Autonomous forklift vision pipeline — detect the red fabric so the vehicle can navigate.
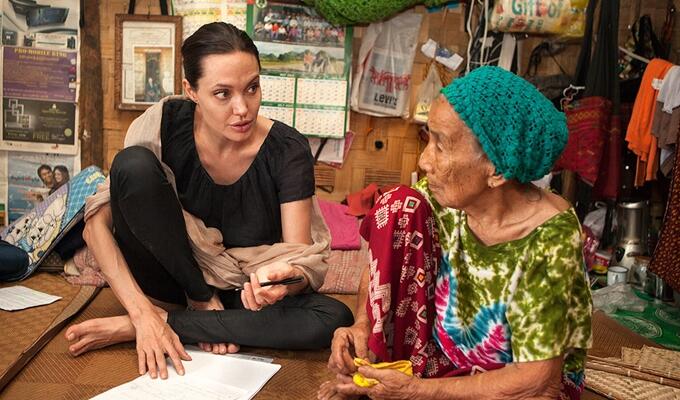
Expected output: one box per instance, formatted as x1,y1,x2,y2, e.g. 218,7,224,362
346,183,398,217
346,183,380,217
555,96,611,186
592,114,622,199
359,186,454,377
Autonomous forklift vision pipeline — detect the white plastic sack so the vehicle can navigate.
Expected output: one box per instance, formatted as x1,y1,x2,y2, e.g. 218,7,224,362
351,11,423,118
583,202,607,239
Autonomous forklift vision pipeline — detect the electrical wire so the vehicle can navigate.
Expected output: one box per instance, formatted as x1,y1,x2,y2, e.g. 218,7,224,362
480,0,489,65
466,0,475,73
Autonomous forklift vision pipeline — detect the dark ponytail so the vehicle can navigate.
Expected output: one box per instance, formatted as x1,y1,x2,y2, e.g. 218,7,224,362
181,22,260,88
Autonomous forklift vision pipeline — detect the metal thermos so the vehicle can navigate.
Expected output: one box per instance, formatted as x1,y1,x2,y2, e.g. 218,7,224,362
615,201,649,268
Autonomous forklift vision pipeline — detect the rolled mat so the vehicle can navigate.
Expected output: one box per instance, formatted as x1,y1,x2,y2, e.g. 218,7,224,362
0,273,98,391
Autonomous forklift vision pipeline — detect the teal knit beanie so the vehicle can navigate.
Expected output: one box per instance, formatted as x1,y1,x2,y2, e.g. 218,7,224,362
440,66,568,183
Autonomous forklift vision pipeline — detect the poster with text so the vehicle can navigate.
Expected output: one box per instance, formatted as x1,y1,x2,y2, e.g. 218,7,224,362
1,0,80,50
6,151,79,223
1,97,77,154
3,46,77,102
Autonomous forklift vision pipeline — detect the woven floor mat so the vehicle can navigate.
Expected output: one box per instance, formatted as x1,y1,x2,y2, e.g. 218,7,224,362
589,310,662,359
586,368,680,400
585,311,673,399
0,273,98,392
1,289,357,399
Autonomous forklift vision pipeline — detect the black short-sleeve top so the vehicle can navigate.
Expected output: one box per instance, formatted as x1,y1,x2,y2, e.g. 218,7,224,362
160,99,315,248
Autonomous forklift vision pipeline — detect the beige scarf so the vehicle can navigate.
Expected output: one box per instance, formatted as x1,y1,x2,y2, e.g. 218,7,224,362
84,96,330,290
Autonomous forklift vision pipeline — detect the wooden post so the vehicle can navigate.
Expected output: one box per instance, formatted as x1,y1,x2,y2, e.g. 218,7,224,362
79,0,104,168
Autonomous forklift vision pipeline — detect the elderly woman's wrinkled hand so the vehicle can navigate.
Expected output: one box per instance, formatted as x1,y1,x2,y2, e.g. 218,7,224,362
328,323,370,375
334,367,418,400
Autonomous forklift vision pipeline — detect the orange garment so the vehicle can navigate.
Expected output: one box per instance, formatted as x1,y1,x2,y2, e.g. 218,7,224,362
625,58,674,186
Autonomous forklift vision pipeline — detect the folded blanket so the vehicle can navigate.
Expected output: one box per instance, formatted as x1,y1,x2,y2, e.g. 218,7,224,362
318,199,361,250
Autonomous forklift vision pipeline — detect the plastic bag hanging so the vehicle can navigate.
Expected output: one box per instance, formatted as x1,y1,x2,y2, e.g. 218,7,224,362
350,11,422,118
413,63,443,124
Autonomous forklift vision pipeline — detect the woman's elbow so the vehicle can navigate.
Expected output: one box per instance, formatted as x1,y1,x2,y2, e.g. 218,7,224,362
496,359,563,399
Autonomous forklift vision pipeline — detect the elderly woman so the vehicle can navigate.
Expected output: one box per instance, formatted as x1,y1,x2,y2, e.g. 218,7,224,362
320,66,592,400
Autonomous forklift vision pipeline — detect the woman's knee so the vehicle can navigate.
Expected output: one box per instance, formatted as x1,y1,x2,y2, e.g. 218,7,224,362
110,146,166,194
111,146,163,183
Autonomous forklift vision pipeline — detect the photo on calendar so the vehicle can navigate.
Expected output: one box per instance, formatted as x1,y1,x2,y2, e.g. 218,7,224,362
251,3,345,48
255,41,347,77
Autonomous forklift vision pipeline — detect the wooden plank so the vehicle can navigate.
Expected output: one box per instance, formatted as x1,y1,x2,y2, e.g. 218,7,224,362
79,0,103,168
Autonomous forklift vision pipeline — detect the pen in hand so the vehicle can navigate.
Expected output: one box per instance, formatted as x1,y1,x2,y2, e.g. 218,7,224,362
234,275,304,291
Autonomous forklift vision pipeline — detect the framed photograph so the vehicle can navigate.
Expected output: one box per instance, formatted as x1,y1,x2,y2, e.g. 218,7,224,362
115,14,182,111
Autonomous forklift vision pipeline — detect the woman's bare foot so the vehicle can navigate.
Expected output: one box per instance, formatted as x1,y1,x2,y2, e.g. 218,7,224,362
65,315,135,356
317,380,359,400
198,342,240,354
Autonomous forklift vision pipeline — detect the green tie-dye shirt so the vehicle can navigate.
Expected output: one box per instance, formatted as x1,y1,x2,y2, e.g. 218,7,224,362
414,179,592,383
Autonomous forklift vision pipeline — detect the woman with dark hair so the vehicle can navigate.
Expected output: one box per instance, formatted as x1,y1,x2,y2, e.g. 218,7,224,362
64,22,353,380
53,165,70,185
48,165,70,195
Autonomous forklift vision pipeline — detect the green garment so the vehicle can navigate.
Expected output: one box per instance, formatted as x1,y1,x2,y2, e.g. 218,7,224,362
414,179,592,384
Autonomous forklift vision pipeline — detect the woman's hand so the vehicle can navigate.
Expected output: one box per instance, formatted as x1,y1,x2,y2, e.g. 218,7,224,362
240,261,304,311
334,367,417,400
187,293,240,355
328,321,370,375
130,309,191,379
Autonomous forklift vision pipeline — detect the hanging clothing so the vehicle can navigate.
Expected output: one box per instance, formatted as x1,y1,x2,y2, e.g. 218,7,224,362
625,59,675,185
652,103,680,148
651,101,680,176
657,66,680,113
649,128,680,292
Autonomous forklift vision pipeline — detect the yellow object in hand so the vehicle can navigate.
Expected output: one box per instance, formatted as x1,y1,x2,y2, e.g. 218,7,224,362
352,358,413,388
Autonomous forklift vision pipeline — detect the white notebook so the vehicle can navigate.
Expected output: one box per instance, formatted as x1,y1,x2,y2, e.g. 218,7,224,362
91,349,280,400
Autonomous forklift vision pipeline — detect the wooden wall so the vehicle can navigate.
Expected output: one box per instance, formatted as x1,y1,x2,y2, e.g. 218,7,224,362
97,1,679,203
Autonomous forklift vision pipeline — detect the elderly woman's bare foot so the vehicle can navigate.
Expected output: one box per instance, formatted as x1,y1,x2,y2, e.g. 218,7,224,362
317,380,359,400
65,315,135,356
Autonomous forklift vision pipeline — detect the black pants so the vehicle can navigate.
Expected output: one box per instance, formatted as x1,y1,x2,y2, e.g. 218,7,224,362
109,146,353,349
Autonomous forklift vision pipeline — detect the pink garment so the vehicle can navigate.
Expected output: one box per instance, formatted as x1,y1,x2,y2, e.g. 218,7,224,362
63,247,107,287
317,199,361,250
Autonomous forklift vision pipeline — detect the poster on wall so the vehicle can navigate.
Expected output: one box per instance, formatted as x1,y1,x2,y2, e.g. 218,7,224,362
172,0,247,39
1,0,80,50
247,2,351,139
4,150,79,224
2,47,77,102
2,98,76,144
